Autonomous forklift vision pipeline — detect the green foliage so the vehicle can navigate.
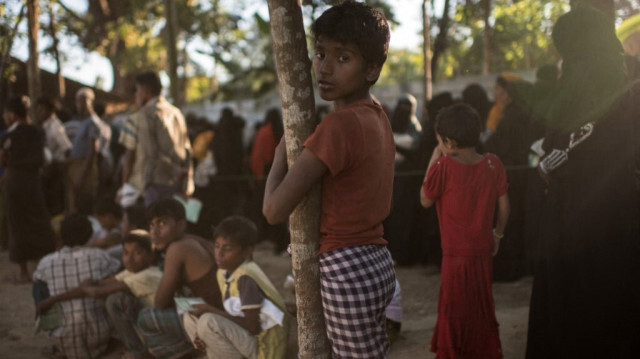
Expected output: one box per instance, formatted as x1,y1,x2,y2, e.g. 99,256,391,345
425,0,568,80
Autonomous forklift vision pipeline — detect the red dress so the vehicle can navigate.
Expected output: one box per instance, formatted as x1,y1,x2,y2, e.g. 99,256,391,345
423,153,508,359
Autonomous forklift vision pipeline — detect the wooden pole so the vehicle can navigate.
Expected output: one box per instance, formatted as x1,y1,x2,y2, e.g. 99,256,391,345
26,0,41,122
164,0,181,106
48,0,65,99
266,1,330,358
482,0,492,75
422,0,432,101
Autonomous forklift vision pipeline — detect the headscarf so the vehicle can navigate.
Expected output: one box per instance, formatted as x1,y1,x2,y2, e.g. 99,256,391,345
548,5,627,130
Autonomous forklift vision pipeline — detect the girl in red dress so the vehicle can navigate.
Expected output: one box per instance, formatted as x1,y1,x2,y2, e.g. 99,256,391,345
420,103,510,359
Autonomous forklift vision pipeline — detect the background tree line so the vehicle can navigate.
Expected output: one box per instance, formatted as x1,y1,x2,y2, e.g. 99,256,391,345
1,0,638,107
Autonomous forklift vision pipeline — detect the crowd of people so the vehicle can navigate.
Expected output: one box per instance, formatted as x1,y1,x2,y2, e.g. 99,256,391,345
0,1,639,358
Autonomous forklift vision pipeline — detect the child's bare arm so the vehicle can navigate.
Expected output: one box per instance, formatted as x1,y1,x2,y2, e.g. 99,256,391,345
263,138,327,224
154,243,185,309
36,285,87,316
82,280,129,299
420,147,443,208
493,193,510,256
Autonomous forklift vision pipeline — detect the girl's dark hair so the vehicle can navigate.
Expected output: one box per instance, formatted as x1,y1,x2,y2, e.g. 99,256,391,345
312,0,390,68
60,214,94,247
435,103,482,148
212,216,257,249
123,229,152,253
5,95,30,119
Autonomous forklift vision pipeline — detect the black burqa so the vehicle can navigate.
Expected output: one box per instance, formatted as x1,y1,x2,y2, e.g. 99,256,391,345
2,124,55,263
526,7,640,358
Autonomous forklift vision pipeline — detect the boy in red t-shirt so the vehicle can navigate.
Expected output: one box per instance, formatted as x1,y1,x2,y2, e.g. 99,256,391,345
262,1,396,357
421,103,510,358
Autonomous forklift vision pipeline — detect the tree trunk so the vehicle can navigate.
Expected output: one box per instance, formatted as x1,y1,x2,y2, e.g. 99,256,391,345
266,1,330,358
423,0,432,101
482,0,492,75
431,0,451,82
26,0,41,122
48,0,65,99
164,0,182,106
570,0,615,18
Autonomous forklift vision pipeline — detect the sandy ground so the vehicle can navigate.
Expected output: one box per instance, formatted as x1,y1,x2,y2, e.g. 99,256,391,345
0,243,532,359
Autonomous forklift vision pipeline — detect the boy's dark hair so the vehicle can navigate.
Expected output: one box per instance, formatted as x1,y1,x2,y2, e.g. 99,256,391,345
60,214,94,247
435,103,482,148
95,196,123,219
125,204,149,230
123,229,152,253
213,216,258,249
135,71,162,97
147,198,186,222
5,95,30,119
312,1,390,69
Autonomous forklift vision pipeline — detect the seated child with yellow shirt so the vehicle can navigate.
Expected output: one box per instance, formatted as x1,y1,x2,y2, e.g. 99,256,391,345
183,216,289,359
37,230,161,359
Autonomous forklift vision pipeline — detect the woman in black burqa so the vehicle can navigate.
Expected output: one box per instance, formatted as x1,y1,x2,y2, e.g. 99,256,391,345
526,6,640,358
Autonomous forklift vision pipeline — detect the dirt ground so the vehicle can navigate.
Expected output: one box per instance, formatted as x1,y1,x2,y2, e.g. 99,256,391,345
0,243,533,359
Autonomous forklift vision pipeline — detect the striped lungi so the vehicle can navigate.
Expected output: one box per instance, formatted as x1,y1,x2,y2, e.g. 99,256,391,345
319,244,397,358
136,307,193,359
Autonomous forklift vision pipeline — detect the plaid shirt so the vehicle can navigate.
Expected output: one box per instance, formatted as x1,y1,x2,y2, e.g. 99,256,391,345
33,246,121,359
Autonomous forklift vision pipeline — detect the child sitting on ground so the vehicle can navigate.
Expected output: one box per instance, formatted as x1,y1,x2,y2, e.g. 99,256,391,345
89,195,124,259
33,214,121,359
420,103,510,358
37,230,162,359
137,198,222,359
183,216,289,359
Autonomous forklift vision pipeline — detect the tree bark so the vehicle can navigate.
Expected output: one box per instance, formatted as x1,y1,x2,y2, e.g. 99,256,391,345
48,0,65,99
422,0,432,101
27,0,41,122
164,0,182,106
266,1,330,358
482,0,492,75
431,0,451,82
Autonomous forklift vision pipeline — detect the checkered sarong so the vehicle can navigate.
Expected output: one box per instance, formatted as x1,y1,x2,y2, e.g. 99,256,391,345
137,307,192,359
319,245,397,358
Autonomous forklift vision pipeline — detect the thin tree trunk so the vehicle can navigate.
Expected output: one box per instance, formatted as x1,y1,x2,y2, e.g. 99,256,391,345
48,0,65,98
27,0,41,122
266,1,330,358
482,0,492,75
164,0,181,106
422,0,432,101
431,0,451,82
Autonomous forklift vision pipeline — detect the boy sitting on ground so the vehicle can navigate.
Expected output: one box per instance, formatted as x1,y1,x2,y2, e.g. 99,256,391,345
33,214,121,359
37,230,162,359
137,198,222,359
183,215,289,359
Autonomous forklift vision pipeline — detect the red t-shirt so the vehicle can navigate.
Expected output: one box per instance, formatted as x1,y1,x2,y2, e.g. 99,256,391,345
304,101,395,254
423,153,508,256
